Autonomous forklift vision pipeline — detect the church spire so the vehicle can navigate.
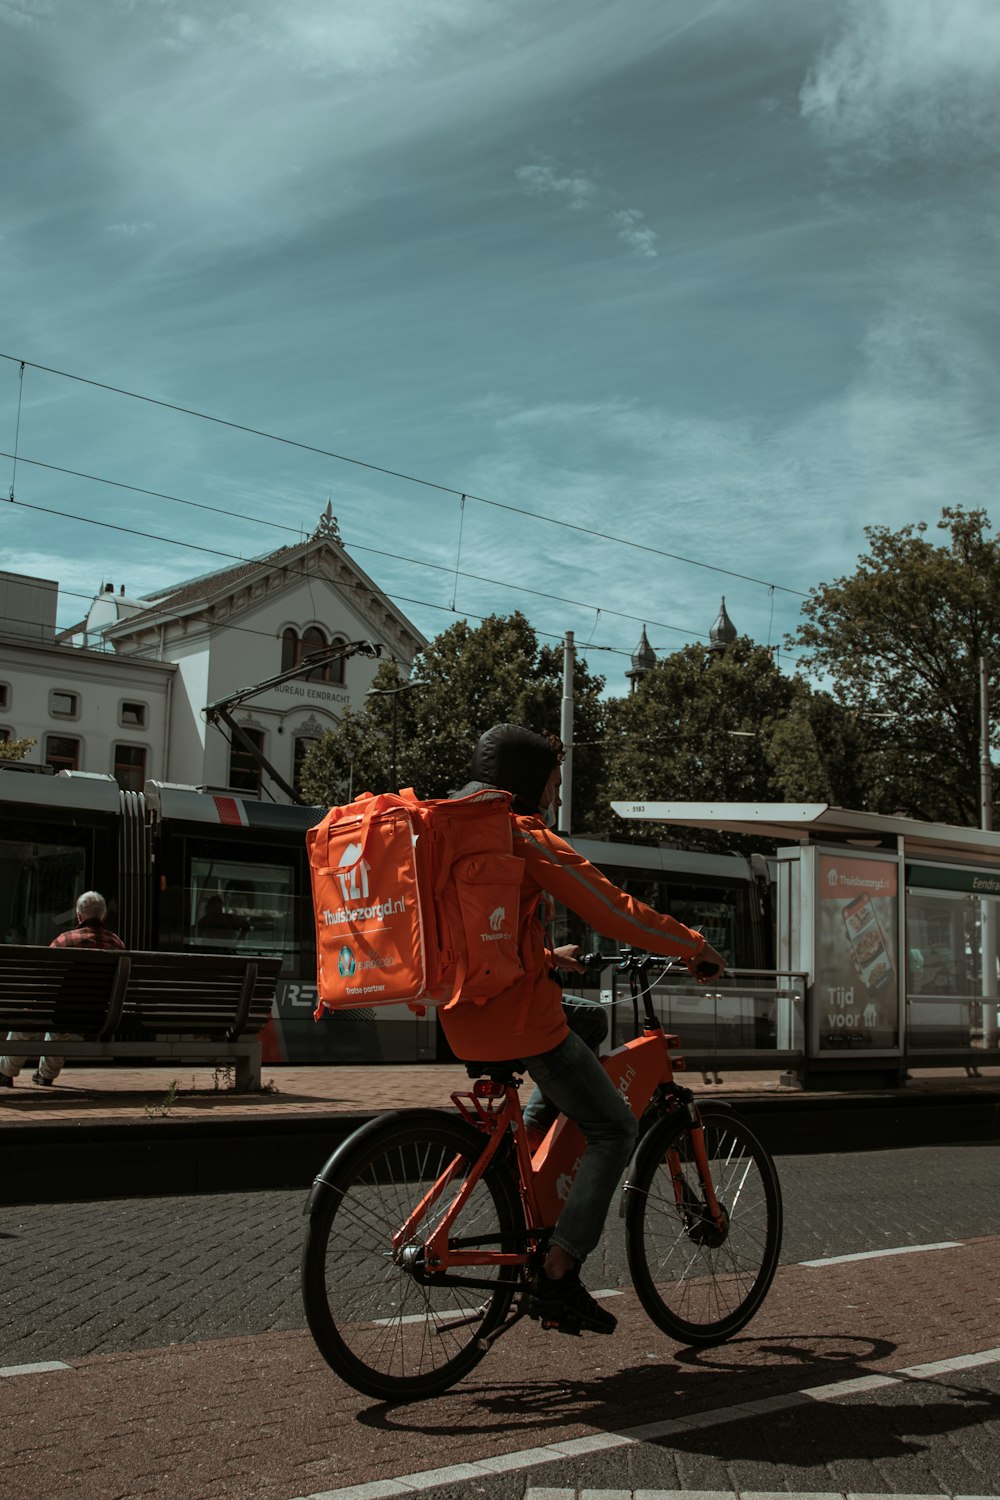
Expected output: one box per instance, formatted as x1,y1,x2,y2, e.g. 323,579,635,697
708,596,737,653
626,625,656,693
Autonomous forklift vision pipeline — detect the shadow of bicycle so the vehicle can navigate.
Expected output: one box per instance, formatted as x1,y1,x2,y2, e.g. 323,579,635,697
354,1331,901,1441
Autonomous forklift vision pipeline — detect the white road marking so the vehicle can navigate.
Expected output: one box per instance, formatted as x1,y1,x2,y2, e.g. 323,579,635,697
800,1240,962,1267
522,1493,1000,1500
0,1360,72,1378
290,1345,1000,1500
372,1291,622,1326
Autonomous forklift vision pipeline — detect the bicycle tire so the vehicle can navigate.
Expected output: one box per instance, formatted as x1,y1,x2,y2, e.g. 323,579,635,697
625,1103,782,1346
302,1109,525,1401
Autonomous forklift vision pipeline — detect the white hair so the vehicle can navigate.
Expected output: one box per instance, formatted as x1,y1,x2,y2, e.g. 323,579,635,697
76,891,108,922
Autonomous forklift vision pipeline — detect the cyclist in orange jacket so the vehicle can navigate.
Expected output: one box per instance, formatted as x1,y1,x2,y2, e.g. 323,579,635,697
442,724,726,1336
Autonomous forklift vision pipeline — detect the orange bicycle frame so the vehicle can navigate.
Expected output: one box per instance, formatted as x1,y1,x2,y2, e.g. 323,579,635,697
402,1019,724,1277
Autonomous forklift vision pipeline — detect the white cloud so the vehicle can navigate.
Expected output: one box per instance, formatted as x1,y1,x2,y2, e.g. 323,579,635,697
611,208,658,259
104,221,156,236
0,1,52,27
516,158,660,260
515,159,598,210
801,0,1000,161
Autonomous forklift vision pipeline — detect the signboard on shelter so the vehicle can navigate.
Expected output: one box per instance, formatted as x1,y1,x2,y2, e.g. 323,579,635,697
816,854,900,1052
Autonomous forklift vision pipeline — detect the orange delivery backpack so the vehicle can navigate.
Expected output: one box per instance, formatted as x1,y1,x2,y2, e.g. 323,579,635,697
307,786,525,1016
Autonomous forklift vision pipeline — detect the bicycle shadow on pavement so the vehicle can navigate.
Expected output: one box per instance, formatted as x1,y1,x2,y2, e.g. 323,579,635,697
354,1331,900,1439
663,1374,1000,1468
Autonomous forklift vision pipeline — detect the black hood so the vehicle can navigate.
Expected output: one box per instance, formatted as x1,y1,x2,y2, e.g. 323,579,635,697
469,724,558,815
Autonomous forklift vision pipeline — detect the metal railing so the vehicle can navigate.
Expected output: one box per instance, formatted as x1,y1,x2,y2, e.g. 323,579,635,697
608,965,807,1073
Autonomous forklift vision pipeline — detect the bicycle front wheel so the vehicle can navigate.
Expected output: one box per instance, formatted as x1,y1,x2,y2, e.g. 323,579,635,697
302,1110,524,1401
625,1103,782,1346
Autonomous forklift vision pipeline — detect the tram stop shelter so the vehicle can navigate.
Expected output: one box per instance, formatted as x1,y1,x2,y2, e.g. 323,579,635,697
612,801,1000,1090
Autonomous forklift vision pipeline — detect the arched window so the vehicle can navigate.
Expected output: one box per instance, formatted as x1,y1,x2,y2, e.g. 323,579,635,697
281,627,299,673
301,625,328,681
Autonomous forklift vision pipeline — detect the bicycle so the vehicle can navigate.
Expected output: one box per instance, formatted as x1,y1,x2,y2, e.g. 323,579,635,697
301,949,783,1401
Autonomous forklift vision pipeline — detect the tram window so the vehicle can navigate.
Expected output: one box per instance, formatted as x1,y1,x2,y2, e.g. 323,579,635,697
113,744,147,793
0,837,86,944
189,856,298,960
45,734,80,773
666,896,735,962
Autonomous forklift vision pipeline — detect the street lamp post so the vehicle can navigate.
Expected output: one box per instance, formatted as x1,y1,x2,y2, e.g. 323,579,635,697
366,678,428,792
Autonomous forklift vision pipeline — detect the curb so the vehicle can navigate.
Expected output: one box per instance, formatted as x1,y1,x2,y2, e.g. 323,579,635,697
3,1090,999,1205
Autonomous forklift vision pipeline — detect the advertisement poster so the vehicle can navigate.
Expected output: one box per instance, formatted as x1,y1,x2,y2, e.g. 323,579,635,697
817,854,900,1052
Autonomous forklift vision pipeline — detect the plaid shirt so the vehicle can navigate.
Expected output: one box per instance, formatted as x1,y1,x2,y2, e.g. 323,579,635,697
50,919,125,951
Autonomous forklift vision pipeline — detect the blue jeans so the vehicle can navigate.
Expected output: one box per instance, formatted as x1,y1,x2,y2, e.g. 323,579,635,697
517,1027,637,1265
522,995,608,1135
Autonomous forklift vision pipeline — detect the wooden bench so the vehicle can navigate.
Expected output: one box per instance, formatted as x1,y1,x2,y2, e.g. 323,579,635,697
0,946,283,1091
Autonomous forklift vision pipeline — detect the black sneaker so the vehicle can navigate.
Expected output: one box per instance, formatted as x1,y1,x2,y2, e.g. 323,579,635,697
526,1267,617,1336
0,1073,12,1088
31,1071,53,1088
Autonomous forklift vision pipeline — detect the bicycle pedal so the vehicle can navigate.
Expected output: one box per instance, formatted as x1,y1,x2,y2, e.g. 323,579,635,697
539,1314,583,1336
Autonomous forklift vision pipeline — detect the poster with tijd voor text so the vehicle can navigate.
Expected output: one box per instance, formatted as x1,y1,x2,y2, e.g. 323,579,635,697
817,855,899,1052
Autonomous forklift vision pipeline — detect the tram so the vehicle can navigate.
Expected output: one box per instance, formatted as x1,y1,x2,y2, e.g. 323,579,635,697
0,766,774,1064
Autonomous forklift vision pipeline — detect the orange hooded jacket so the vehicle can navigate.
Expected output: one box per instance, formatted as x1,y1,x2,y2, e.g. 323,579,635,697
438,811,707,1062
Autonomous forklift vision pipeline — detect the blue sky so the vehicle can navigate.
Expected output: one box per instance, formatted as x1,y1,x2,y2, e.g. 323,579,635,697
1,0,998,694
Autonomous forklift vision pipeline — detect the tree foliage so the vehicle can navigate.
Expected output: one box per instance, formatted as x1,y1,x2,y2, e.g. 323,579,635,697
597,638,857,847
791,506,1000,826
299,613,607,824
0,736,36,763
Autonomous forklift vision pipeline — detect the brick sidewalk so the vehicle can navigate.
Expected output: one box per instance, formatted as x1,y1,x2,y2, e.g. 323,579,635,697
2,1236,999,1500
0,1060,997,1131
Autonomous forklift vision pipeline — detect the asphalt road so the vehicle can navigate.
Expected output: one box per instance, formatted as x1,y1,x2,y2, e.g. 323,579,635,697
2,1144,1000,1500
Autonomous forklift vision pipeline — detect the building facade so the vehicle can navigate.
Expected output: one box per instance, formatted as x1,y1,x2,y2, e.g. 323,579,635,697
0,505,425,801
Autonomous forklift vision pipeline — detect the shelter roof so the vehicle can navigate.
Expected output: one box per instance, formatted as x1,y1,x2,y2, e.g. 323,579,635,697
610,801,1000,865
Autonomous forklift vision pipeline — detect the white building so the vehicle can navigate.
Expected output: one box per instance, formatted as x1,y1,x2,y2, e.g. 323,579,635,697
0,504,425,800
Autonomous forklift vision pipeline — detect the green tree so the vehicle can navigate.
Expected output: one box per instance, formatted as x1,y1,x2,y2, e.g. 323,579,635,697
0,736,36,762
595,638,868,847
791,506,1000,826
598,638,841,847
299,613,608,825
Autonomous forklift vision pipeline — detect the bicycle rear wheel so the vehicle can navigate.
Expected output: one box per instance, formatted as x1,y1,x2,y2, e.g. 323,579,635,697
625,1103,782,1346
302,1110,524,1401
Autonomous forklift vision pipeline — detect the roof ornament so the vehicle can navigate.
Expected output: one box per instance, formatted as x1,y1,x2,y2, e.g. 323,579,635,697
709,595,738,653
312,500,342,543
626,624,656,693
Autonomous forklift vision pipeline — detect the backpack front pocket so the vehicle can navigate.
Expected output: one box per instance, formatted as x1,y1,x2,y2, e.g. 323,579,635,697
452,851,524,998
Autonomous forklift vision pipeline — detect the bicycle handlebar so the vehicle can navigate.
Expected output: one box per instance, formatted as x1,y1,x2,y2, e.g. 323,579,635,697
577,948,726,980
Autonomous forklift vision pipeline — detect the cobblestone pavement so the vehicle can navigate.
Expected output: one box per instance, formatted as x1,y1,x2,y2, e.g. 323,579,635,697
2,1144,1000,1500
3,1144,1000,1364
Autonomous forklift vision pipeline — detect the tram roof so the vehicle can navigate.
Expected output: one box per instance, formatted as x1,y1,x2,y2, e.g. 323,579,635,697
610,801,1000,865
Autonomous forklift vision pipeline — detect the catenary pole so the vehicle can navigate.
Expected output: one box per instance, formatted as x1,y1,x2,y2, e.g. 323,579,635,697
559,630,574,836
980,657,998,1047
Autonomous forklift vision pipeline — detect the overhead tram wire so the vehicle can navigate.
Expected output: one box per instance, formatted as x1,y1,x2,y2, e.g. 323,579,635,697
1,496,651,661
2,455,723,650
0,352,809,601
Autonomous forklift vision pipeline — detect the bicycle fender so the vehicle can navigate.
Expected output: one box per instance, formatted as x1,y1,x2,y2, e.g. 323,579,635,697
631,1099,738,1180
303,1108,485,1217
